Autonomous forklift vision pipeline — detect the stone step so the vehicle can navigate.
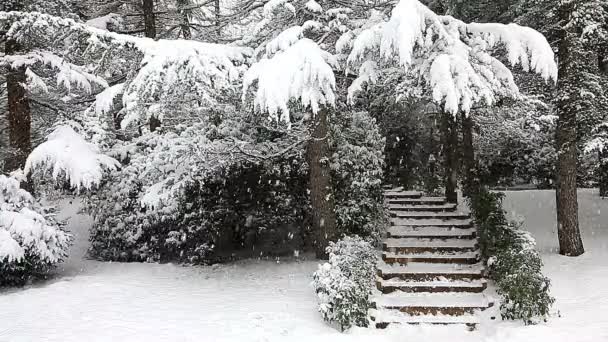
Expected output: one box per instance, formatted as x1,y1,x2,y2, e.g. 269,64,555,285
388,203,457,212
370,309,480,329
387,226,476,239
384,191,423,199
378,262,484,281
391,218,473,228
383,238,478,254
391,212,470,220
387,197,447,205
382,251,480,264
377,277,487,294
372,292,492,315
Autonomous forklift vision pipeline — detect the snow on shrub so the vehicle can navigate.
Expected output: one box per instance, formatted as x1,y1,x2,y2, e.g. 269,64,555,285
330,111,387,240
312,236,377,331
468,189,554,324
0,175,72,286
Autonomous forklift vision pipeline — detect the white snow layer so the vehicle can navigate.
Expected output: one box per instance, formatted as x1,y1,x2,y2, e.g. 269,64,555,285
0,175,71,264
244,38,338,123
345,0,558,115
1,190,607,341
24,126,120,190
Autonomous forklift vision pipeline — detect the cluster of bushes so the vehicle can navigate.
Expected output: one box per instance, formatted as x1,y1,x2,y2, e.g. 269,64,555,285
1,175,72,286
87,110,386,264
312,236,377,331
468,188,555,324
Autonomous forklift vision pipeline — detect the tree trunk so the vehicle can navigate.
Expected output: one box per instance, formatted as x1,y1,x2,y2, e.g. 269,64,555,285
309,108,338,259
461,111,477,197
441,111,458,204
555,1,584,256
141,0,161,132
599,149,608,198
215,0,221,39
4,38,31,174
142,0,156,38
177,0,192,39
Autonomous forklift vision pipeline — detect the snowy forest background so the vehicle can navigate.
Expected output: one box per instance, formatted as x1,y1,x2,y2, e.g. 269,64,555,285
1,0,608,340
0,0,607,323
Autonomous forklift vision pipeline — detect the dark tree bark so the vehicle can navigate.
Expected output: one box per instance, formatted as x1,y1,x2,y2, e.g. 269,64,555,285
141,0,161,132
215,0,221,38
555,1,585,256
309,108,338,259
142,0,156,38
4,38,31,174
177,0,192,39
600,149,608,198
441,111,458,203
461,111,477,197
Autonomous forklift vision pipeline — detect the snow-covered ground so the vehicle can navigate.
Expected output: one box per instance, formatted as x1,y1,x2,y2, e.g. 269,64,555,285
1,190,607,342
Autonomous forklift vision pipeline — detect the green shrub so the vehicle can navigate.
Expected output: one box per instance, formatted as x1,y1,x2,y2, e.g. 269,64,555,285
312,236,377,331
468,188,555,324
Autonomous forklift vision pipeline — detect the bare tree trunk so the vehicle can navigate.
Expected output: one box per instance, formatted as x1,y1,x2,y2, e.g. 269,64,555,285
177,0,192,39
309,108,338,259
461,111,477,197
142,0,156,38
215,0,221,39
555,1,584,256
441,111,458,203
599,149,608,198
141,0,161,132
4,38,31,174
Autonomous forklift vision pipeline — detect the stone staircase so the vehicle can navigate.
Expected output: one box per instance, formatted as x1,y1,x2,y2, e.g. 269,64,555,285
370,187,492,329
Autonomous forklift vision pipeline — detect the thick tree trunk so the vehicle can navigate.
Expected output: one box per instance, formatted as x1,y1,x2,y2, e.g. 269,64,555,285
142,0,156,38
441,111,458,204
309,108,338,259
461,111,477,197
555,1,584,256
599,149,608,198
4,38,31,174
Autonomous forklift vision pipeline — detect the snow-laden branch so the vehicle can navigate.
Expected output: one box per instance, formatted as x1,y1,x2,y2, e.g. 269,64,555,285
0,11,253,128
1,50,109,93
344,0,558,115
243,38,338,123
24,126,120,190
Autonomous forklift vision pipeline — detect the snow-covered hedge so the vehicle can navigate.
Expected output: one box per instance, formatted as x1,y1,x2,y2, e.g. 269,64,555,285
468,189,554,324
0,175,72,286
312,236,377,331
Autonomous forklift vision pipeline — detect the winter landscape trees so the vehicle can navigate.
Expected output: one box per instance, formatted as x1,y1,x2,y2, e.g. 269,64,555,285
1,0,607,337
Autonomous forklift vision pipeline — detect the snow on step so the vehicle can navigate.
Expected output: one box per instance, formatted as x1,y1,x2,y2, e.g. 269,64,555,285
387,197,446,204
391,218,472,227
384,238,477,249
374,292,490,309
388,203,457,211
370,308,480,325
379,278,486,289
392,211,469,218
382,251,480,264
379,262,484,275
385,191,423,197
387,226,476,238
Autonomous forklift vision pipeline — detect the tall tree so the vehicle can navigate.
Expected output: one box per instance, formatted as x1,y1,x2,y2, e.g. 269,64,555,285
441,111,458,203
554,0,586,256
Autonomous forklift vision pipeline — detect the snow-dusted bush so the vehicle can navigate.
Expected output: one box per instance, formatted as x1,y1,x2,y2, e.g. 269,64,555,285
0,175,72,286
330,111,387,240
468,189,554,324
312,236,377,331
